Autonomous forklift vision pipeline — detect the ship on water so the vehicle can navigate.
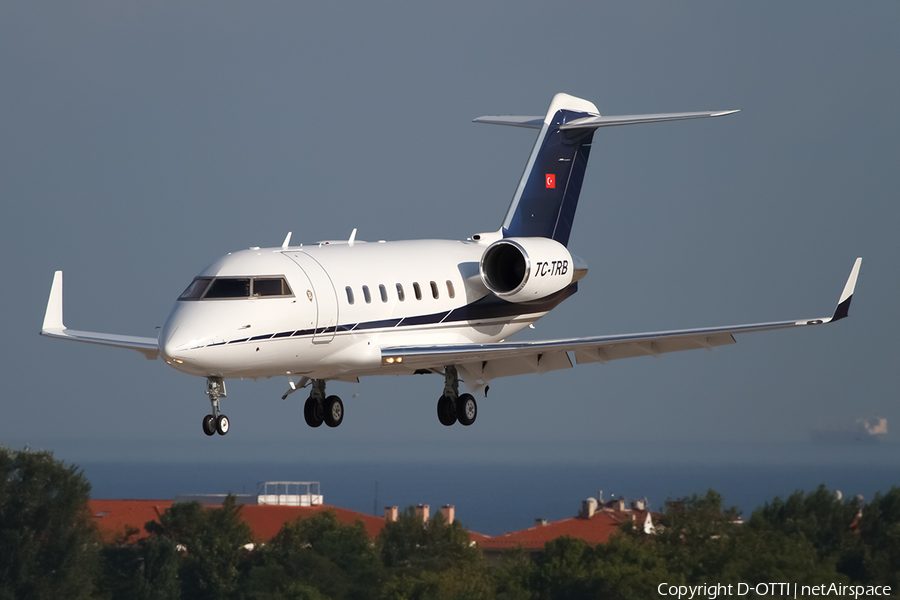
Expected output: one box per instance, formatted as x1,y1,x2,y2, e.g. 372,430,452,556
810,417,887,444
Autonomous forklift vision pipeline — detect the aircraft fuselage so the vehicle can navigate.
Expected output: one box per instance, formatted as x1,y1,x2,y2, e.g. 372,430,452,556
159,237,582,381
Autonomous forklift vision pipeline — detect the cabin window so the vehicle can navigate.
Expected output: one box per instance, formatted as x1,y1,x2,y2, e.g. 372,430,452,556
379,284,388,303
430,281,439,299
446,280,455,299
363,285,372,304
204,278,251,299
253,277,293,297
346,286,354,305
413,282,422,300
396,283,405,301
178,277,212,301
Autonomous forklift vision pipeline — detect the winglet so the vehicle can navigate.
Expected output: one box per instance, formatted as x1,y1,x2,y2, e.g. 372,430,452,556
831,258,862,322
42,270,65,333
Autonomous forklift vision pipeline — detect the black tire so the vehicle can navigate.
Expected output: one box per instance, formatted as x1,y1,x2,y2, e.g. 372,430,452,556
304,397,324,428
437,395,457,426
202,414,216,436
216,414,230,435
324,395,344,428
457,394,477,426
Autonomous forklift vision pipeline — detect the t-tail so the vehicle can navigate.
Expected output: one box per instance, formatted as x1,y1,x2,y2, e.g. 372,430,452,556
475,93,739,247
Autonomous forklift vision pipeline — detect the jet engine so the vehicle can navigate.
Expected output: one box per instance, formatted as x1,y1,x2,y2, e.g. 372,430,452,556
479,237,576,303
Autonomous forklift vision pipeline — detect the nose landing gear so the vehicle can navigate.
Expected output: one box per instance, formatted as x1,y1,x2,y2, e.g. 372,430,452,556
436,366,477,427
203,376,230,436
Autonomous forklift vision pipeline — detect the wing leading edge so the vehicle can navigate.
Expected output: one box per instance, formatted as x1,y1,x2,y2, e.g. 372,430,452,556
40,271,160,360
381,258,862,393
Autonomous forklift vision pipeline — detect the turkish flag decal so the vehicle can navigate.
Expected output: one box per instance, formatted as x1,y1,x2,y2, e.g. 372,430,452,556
545,174,556,189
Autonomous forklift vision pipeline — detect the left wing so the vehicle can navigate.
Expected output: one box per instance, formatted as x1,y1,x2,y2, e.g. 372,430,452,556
40,271,160,360
381,258,861,393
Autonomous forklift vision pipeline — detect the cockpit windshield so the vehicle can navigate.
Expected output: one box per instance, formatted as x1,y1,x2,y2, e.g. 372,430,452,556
178,277,212,300
177,276,293,301
205,278,250,299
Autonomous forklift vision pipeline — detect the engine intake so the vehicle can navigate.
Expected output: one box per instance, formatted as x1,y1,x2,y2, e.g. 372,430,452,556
479,237,575,303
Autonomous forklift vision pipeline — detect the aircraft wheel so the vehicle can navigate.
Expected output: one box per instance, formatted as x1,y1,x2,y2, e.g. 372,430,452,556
437,395,457,426
216,414,230,435
324,395,344,428
304,397,324,428
457,394,477,426
202,414,216,436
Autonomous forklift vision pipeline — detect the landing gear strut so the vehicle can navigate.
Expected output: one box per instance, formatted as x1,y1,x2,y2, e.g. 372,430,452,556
436,366,477,426
304,379,344,428
203,376,230,436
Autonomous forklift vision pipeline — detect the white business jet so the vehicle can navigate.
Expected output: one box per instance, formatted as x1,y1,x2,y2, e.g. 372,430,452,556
41,93,862,437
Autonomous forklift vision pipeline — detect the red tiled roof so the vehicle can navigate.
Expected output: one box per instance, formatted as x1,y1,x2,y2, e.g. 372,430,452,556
90,500,475,544
238,504,385,540
90,499,174,543
90,499,640,551
478,509,652,551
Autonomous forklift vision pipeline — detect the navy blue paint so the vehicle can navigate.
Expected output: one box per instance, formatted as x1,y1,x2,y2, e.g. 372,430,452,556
353,317,403,331
398,311,452,327
503,110,595,247
832,295,853,321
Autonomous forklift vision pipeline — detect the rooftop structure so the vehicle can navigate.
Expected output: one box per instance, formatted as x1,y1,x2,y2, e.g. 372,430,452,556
175,481,323,506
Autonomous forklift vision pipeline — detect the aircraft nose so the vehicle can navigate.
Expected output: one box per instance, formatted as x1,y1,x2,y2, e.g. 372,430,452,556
160,323,202,363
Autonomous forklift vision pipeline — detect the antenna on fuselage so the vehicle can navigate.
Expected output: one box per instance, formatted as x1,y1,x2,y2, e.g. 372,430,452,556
281,231,292,249
348,228,358,246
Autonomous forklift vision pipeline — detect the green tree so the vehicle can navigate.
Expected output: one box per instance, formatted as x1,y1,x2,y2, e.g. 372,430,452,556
750,484,859,560
98,534,181,600
591,533,680,600
531,536,596,600
242,510,383,600
145,494,253,600
378,508,493,600
652,490,740,583
0,446,99,600
526,533,674,600
855,487,900,588
719,526,845,586
491,547,535,600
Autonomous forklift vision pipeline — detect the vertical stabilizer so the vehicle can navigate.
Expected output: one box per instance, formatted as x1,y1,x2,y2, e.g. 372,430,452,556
500,93,599,247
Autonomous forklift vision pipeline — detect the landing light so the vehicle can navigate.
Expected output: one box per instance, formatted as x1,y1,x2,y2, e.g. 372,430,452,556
386,357,394,364
173,359,184,364
384,357,403,364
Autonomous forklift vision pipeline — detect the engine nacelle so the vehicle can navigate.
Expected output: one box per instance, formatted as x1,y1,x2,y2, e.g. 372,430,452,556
479,237,575,303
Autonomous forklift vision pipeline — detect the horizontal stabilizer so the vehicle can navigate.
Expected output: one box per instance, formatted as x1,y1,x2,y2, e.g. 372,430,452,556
40,271,159,360
559,110,739,130
474,110,738,131
472,115,544,129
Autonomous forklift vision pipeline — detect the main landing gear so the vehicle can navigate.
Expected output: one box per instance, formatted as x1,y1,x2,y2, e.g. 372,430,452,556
303,379,344,428
203,376,230,436
436,365,477,427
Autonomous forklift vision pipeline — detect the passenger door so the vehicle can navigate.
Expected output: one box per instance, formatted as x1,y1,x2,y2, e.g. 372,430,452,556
285,252,339,343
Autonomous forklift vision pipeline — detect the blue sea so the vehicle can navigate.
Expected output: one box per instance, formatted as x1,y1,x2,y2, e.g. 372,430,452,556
73,440,900,536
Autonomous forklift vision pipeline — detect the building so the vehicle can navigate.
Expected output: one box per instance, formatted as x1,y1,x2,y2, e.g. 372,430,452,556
478,496,656,559
90,484,654,553
90,499,385,544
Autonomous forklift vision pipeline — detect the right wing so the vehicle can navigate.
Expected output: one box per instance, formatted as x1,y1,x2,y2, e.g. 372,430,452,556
40,271,160,360
382,258,862,393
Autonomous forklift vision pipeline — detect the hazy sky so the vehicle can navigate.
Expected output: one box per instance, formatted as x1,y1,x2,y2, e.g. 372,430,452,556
2,1,898,465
